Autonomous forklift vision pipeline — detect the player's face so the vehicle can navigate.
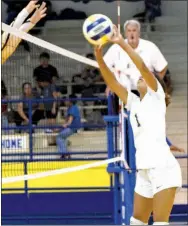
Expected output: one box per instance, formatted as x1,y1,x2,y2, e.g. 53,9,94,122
137,77,147,93
125,24,140,48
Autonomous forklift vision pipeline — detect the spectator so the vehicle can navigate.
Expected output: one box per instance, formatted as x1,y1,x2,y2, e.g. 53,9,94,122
33,52,59,91
72,53,104,97
72,53,105,124
133,0,161,24
38,77,59,133
13,82,43,131
1,80,9,133
56,94,81,159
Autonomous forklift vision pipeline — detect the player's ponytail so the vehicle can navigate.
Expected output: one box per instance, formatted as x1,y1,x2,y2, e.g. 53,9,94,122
155,74,171,107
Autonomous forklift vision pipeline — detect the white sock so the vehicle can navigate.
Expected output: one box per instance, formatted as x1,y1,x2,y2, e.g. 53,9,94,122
153,222,169,225
130,216,147,225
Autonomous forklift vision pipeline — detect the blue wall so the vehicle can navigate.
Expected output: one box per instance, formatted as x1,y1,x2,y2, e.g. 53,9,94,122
2,191,188,225
2,191,114,225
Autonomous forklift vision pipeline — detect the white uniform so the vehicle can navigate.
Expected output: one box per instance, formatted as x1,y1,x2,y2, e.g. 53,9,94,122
104,38,168,90
126,81,182,197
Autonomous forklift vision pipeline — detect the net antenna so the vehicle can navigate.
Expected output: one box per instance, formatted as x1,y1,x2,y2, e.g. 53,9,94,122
117,0,121,32
116,0,129,170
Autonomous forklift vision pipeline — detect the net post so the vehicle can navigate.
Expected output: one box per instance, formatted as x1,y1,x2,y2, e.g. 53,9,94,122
104,115,121,224
127,114,136,204
107,93,113,115
104,116,117,162
122,115,134,224
123,168,133,224
28,99,33,160
119,116,129,225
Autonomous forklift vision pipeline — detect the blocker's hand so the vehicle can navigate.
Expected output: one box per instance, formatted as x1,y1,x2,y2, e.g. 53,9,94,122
109,25,124,44
25,1,40,14
29,2,47,25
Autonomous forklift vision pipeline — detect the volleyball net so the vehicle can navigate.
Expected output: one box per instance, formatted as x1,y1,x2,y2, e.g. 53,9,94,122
1,23,131,186
2,23,97,97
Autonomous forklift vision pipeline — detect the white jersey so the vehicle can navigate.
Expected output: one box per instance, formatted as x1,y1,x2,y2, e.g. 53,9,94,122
126,81,177,169
104,38,168,90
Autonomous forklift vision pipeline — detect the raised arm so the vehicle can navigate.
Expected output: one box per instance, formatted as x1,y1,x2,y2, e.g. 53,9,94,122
2,1,47,64
110,25,158,92
94,46,128,104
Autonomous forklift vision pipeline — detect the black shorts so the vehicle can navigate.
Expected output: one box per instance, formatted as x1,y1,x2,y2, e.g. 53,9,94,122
45,110,57,119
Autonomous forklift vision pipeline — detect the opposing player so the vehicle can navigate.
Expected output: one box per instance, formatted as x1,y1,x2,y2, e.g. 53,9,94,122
94,26,182,225
2,0,47,64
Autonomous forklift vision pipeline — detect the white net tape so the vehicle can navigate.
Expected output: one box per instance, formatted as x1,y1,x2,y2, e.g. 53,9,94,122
2,23,130,184
2,156,122,184
2,23,98,68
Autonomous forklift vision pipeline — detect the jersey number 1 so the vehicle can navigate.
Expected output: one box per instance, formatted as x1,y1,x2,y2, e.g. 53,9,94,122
135,114,141,127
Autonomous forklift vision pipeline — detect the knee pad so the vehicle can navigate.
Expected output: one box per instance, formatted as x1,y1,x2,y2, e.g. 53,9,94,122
153,222,169,225
130,216,147,225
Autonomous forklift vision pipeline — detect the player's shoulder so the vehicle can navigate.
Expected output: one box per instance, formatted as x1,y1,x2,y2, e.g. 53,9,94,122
147,80,165,101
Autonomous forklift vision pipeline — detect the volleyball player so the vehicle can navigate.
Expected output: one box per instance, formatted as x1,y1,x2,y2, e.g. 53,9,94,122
2,0,47,64
94,25,182,225
104,19,183,153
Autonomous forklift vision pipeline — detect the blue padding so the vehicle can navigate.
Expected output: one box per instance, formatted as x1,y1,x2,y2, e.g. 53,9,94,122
2,194,27,216
103,115,119,122
2,192,113,216
107,166,122,173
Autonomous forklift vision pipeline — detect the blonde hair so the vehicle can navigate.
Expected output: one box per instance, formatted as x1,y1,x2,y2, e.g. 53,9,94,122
124,19,141,31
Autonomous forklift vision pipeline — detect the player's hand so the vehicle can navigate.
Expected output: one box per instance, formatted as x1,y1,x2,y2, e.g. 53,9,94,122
29,2,47,25
94,45,103,59
109,25,124,44
25,1,40,14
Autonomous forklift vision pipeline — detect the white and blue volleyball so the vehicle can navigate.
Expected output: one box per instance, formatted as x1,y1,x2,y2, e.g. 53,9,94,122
83,14,113,46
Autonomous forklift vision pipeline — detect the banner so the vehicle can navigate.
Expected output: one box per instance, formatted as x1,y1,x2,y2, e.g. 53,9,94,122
1,134,29,152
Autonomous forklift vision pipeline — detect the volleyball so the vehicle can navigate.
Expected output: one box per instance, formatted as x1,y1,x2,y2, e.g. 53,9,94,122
83,14,113,46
